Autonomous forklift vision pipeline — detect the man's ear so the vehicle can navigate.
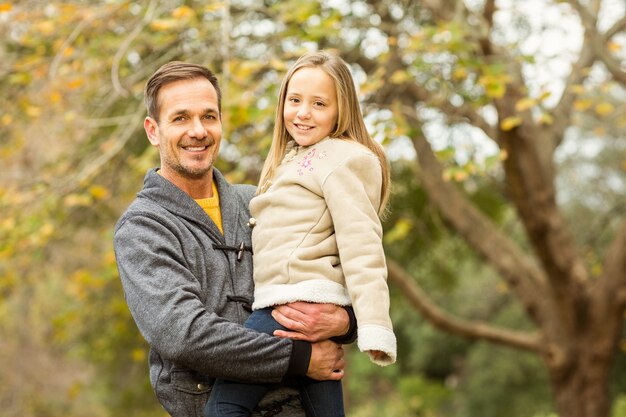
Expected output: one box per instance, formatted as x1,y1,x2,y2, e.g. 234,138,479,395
144,117,160,146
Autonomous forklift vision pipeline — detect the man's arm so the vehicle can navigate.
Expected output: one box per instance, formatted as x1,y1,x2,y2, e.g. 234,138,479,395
114,213,301,383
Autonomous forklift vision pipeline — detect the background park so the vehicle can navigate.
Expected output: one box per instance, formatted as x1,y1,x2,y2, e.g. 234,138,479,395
1,0,625,416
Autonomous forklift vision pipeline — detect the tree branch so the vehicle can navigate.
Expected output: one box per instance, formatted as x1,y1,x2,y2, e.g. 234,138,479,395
111,0,159,97
598,219,626,308
401,108,550,327
49,3,125,80
56,103,146,195
387,259,544,353
569,0,626,84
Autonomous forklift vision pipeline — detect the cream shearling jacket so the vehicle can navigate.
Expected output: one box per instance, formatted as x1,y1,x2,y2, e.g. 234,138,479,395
250,137,396,366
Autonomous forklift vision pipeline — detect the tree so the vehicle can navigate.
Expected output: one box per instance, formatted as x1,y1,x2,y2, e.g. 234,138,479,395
357,2,625,417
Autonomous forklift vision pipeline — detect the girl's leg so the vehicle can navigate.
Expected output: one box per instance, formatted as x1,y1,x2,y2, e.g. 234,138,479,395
299,378,345,417
204,308,285,417
204,379,270,417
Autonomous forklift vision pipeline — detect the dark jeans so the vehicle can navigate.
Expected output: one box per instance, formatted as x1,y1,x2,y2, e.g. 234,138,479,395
204,307,345,417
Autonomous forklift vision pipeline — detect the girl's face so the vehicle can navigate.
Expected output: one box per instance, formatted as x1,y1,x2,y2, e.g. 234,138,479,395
283,67,338,147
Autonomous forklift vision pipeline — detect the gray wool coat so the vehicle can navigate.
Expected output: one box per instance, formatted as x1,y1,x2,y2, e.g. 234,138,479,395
114,168,305,417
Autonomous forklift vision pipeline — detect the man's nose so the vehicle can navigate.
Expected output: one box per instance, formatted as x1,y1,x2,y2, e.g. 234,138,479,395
187,118,207,138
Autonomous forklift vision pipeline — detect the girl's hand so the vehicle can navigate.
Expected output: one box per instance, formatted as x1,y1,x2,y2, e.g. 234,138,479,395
368,350,386,360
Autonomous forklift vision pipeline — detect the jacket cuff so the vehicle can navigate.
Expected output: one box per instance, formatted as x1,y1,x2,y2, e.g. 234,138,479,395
330,306,358,344
285,340,311,377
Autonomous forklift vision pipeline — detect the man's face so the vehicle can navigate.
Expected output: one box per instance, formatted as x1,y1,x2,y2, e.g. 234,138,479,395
144,77,222,185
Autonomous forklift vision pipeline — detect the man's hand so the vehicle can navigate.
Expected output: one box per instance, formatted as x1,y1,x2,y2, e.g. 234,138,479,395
272,302,349,342
307,340,345,381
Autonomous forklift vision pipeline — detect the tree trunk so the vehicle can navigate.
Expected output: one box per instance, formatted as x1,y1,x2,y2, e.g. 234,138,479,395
547,344,614,417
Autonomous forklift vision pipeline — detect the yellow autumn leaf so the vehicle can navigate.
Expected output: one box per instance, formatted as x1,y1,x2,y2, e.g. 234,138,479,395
0,3,12,12
150,19,177,31
26,105,41,118
390,70,411,84
515,97,536,112
538,91,552,102
89,185,110,200
485,82,506,99
64,193,91,208
269,58,287,71
454,169,469,182
384,217,413,244
500,116,522,131
595,102,614,116
204,2,225,13
67,382,82,400
40,223,55,239
570,84,586,94
132,348,147,362
63,46,75,57
1,114,12,125
573,99,592,111
452,67,467,80
49,91,62,104
538,112,553,125
608,41,621,53
67,78,83,89
172,5,194,19
35,21,55,36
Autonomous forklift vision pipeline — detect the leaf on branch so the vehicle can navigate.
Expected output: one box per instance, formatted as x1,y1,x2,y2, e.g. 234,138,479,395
172,5,195,19
88,185,110,201
66,78,83,90
484,82,506,99
384,217,413,244
515,97,536,112
538,112,553,125
500,116,522,131
390,70,411,84
453,67,468,81
595,102,615,116
608,41,621,53
150,19,177,31
573,99,592,111
538,90,552,102
442,166,469,182
204,3,226,13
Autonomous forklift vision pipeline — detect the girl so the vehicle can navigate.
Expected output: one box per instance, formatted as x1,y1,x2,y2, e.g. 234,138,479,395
205,50,396,417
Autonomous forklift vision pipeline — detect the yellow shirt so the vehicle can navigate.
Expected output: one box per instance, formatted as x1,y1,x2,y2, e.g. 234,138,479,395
195,181,223,234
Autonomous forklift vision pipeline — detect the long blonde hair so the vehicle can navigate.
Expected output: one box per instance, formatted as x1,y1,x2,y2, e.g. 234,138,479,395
257,50,390,215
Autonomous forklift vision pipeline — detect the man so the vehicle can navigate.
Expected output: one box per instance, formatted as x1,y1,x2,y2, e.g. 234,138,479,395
114,61,355,417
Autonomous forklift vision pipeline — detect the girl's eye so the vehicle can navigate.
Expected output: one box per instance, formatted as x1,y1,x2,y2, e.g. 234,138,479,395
314,101,325,107
289,97,300,103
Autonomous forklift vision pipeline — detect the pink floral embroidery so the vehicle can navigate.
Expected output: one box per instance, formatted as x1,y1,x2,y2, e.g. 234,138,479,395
295,147,329,175
297,149,317,176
